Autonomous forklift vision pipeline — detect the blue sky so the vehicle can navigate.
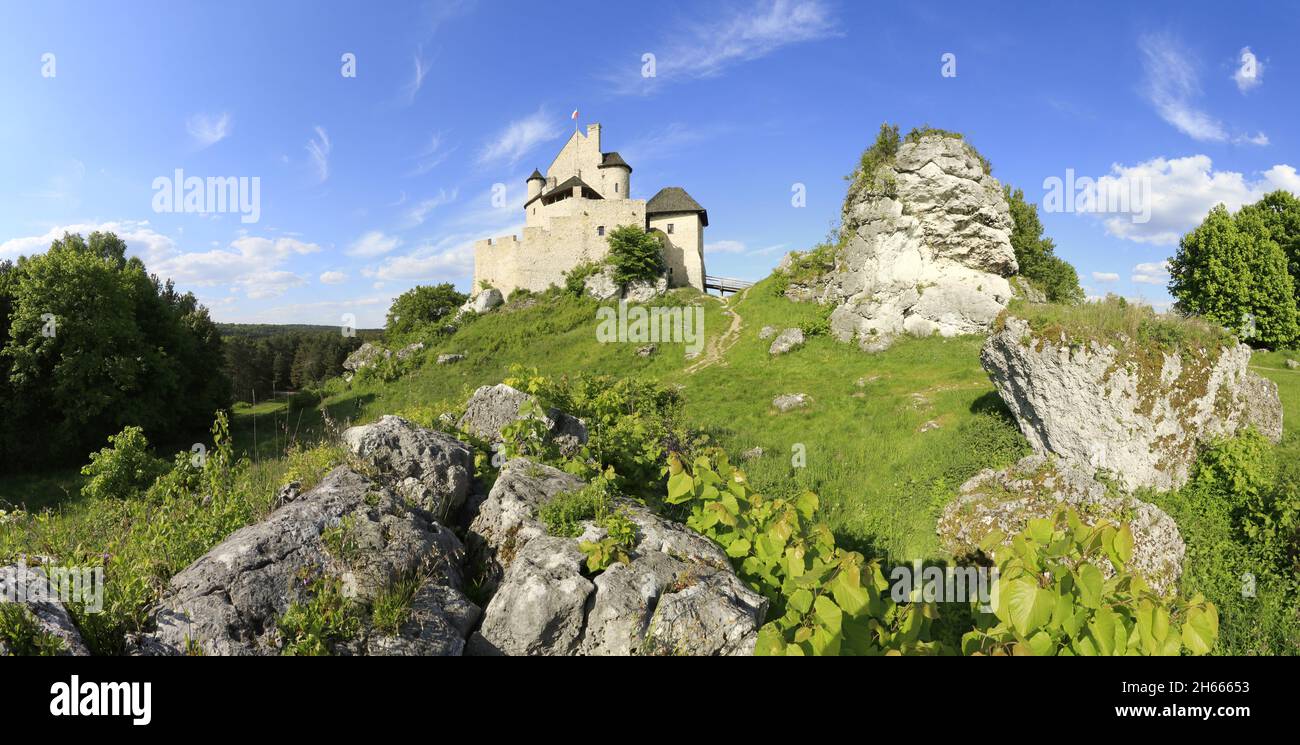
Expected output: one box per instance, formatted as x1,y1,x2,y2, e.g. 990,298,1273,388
0,0,1296,327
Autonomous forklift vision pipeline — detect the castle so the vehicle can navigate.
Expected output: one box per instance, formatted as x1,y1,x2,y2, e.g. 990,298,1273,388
473,123,707,297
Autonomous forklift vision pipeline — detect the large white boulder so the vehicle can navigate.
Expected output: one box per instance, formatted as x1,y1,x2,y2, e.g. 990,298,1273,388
982,315,1283,492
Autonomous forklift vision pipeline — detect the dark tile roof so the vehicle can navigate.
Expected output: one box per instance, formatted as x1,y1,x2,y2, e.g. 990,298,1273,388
646,186,708,226
599,151,631,171
527,168,544,180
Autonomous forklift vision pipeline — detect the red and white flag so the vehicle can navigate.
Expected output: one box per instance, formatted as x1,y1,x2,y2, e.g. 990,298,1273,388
571,109,579,121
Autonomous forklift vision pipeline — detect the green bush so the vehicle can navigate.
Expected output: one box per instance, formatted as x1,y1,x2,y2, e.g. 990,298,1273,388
277,574,362,656
605,225,665,288
385,283,467,339
563,261,602,298
0,603,66,656
962,509,1218,656
540,473,615,538
80,426,168,501
666,451,941,656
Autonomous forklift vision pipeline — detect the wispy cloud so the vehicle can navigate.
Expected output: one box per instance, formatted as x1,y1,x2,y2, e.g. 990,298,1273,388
319,270,348,285
609,0,837,95
621,122,731,166
1233,46,1263,93
307,126,331,182
1091,272,1120,282
347,230,403,258
1139,34,1266,146
405,51,430,104
187,112,232,148
705,240,747,254
409,132,453,176
478,109,561,165
404,188,459,226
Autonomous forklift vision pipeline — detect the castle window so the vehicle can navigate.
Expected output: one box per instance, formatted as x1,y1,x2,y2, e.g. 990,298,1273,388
597,226,605,236
667,223,675,234
614,183,619,193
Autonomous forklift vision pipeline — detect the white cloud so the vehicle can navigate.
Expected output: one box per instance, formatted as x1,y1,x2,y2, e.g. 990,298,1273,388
187,112,232,148
1095,155,1300,245
612,0,836,94
0,220,177,263
319,270,348,284
405,188,459,226
1138,34,1229,143
307,126,331,182
151,236,320,300
478,109,561,165
1234,46,1263,93
369,241,476,281
409,132,452,176
1131,261,1171,286
1092,271,1120,282
621,122,730,166
405,52,429,104
347,230,403,258
705,239,747,254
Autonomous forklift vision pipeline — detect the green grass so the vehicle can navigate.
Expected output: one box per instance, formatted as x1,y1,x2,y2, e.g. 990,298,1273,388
320,279,1027,563
1006,296,1235,353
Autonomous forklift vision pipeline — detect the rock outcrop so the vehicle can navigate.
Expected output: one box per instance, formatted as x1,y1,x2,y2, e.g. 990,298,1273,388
768,328,804,356
806,132,1018,352
938,455,1185,595
140,413,759,656
466,459,767,656
983,315,1284,491
141,467,472,656
343,415,472,521
457,383,588,454
461,288,503,315
583,266,669,302
0,563,91,655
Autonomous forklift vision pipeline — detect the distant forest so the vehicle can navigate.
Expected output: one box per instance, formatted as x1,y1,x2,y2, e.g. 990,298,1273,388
219,324,383,404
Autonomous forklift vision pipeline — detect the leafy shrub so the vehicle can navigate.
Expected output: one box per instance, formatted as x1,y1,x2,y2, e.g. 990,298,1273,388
0,603,65,656
605,225,665,288
277,574,362,656
540,472,615,538
503,367,697,500
1150,432,1300,654
797,302,835,337
385,283,467,339
563,260,602,298
961,508,1218,655
666,452,941,656
80,426,168,501
578,509,637,573
845,123,901,205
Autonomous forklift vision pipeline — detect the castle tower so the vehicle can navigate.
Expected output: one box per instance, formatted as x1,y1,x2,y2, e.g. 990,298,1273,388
526,169,545,201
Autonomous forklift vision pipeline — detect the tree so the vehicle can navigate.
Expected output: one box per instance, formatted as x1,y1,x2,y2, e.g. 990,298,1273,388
0,232,229,468
605,225,665,288
1236,190,1300,302
1169,204,1299,348
1004,186,1084,304
385,283,467,338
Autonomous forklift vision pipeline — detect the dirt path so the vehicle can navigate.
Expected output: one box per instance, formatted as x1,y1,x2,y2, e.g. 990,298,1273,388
685,288,749,375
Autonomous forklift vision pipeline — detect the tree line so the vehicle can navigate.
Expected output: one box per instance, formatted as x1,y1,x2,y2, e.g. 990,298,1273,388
221,328,375,404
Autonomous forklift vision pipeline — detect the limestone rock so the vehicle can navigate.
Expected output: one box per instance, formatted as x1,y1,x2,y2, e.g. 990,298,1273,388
758,325,778,340
938,455,1185,595
982,315,1283,492
466,459,767,656
343,342,390,374
635,344,656,357
816,133,1017,351
457,383,588,452
0,563,91,655
462,288,503,315
1287,359,1298,370
583,266,668,302
768,328,805,356
436,353,465,365
140,467,468,656
343,415,473,521
395,342,425,361
772,393,810,412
